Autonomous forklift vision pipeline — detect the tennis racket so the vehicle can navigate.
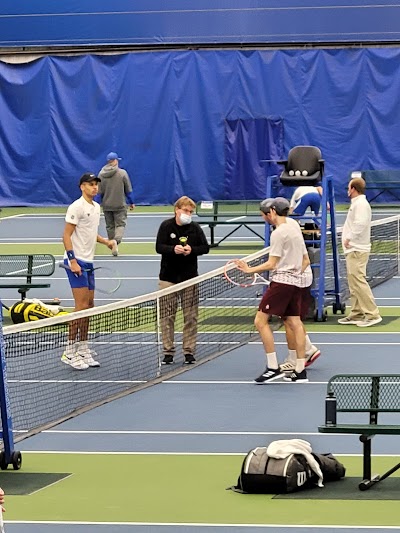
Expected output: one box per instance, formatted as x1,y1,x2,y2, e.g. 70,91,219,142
224,260,270,288
59,263,122,294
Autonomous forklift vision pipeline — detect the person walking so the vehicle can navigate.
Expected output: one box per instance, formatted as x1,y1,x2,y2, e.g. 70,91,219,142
156,196,209,365
338,177,382,327
235,197,312,383
97,152,135,257
62,172,115,370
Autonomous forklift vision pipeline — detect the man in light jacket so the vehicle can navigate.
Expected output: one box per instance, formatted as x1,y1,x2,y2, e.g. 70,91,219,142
338,177,382,327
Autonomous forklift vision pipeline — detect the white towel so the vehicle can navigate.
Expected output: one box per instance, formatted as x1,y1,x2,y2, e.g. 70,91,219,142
266,439,324,487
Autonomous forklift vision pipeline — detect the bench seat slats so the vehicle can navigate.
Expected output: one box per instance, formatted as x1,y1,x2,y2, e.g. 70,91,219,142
319,373,400,490
0,254,55,305
319,424,400,435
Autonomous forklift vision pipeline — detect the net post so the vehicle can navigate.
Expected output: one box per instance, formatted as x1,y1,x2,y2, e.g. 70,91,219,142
156,295,162,376
397,217,400,276
0,299,16,466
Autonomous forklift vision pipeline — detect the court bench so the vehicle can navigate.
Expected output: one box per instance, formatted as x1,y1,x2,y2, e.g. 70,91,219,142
319,374,400,491
354,170,400,202
196,200,265,247
0,254,55,310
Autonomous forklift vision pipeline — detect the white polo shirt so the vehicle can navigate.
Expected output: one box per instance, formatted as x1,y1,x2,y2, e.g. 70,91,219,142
341,194,372,254
64,196,101,262
269,217,312,288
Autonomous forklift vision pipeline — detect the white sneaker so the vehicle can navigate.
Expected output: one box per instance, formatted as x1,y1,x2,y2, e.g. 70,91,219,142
357,316,383,327
77,349,100,367
61,353,89,370
338,316,363,325
305,346,321,367
279,360,295,373
111,240,119,257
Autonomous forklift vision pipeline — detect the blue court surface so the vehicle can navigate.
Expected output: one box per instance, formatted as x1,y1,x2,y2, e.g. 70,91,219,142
1,210,400,532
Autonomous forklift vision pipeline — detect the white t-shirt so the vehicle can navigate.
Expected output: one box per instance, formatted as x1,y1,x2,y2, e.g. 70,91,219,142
64,196,101,262
269,217,312,288
341,194,371,254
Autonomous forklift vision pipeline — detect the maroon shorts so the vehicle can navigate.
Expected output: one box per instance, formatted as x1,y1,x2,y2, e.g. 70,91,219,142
300,286,312,320
258,281,303,317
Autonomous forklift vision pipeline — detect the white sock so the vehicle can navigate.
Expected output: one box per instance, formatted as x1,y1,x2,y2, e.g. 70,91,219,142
295,359,306,373
287,349,297,364
266,352,278,370
305,335,313,352
65,340,77,358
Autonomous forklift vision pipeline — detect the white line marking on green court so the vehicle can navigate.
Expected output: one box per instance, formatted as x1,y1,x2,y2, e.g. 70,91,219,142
7,521,399,529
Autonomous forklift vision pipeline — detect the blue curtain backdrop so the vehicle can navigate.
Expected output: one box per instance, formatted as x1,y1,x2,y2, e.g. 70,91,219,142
1,48,400,205
224,117,284,200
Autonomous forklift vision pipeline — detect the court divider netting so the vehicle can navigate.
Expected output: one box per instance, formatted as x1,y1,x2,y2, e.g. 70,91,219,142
1,214,399,442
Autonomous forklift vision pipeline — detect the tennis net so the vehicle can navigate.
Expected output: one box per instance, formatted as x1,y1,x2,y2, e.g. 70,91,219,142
311,214,400,305
2,214,399,441
2,247,270,441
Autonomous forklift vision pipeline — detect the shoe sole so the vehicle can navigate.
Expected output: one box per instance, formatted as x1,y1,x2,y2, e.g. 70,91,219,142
305,350,321,368
283,377,309,383
357,319,383,328
61,357,89,370
254,374,284,384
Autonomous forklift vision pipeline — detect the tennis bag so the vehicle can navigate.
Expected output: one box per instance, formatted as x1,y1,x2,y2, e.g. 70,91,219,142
10,299,68,324
230,446,317,494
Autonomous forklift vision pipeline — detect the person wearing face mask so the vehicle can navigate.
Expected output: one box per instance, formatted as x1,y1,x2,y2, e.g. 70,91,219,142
156,196,210,365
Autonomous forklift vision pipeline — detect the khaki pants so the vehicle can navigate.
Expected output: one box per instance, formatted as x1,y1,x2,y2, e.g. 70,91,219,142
345,251,380,320
158,281,199,356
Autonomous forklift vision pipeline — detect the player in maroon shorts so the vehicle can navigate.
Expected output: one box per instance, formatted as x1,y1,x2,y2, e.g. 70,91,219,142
235,197,312,383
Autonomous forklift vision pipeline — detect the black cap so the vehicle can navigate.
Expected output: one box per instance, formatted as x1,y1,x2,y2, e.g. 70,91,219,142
260,197,290,216
79,172,101,185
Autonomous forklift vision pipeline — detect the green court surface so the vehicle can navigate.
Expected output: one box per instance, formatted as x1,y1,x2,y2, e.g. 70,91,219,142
4,453,400,527
305,306,400,332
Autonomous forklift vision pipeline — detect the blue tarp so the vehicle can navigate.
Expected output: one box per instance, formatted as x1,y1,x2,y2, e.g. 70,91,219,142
1,48,400,205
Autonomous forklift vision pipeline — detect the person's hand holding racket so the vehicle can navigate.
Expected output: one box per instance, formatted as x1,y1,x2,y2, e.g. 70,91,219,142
68,258,82,276
234,259,251,274
224,259,270,288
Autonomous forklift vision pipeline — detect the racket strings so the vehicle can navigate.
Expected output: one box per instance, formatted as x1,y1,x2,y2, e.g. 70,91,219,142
224,262,255,287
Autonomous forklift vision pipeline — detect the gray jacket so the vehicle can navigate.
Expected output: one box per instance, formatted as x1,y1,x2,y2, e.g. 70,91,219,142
97,164,134,210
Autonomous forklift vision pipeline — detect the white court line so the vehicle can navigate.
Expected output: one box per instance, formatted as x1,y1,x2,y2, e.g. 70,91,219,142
37,430,371,436
21,450,398,458
7,520,400,529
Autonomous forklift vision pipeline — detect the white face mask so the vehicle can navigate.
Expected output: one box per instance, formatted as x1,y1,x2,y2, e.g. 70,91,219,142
180,213,192,225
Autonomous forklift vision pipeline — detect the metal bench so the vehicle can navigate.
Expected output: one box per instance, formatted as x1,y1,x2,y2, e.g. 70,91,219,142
0,254,55,309
196,200,265,247
355,170,400,202
319,374,400,490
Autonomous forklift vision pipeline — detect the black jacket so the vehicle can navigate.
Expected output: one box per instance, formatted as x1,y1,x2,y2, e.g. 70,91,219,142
156,217,210,283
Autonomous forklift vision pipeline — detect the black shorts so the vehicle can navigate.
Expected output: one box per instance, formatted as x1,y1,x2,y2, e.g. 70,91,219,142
258,281,303,317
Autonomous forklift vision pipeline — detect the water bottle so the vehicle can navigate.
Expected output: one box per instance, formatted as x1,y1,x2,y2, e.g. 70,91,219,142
325,391,337,426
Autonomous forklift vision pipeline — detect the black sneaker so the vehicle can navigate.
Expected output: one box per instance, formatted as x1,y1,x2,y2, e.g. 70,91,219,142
184,354,196,364
162,355,174,365
283,369,309,383
254,367,284,384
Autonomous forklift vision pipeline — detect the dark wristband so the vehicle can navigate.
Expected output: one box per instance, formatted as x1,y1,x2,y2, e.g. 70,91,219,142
66,250,75,260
